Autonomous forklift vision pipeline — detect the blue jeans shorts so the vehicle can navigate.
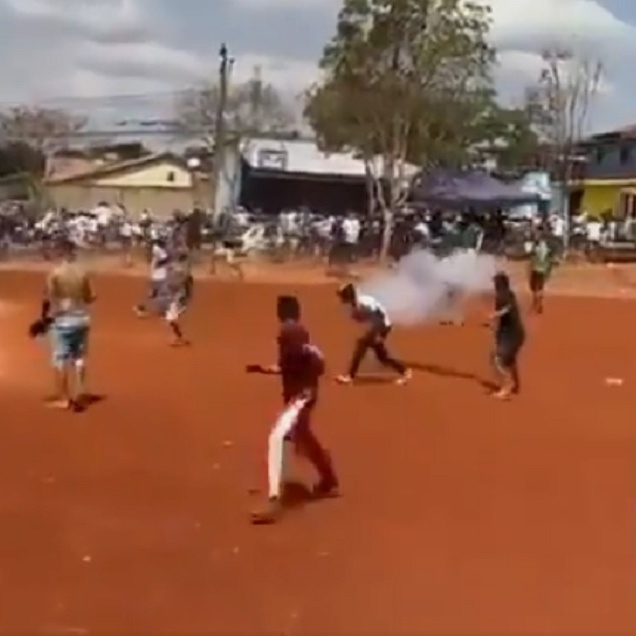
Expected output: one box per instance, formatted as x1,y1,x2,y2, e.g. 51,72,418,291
50,323,89,368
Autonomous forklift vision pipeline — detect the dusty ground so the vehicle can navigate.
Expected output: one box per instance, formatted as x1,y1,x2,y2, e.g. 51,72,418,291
0,261,635,634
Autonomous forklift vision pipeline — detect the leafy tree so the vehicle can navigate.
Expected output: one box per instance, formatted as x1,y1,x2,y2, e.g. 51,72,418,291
305,0,496,257
479,105,544,173
0,105,86,202
0,142,44,179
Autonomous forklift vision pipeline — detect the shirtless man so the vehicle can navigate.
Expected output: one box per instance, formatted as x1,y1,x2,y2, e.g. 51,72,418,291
43,239,96,409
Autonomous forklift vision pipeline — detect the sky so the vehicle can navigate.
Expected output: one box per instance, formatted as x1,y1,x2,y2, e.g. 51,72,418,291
0,0,634,137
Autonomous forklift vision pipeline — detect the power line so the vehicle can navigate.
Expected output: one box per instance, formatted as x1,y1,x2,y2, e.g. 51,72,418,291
0,87,197,109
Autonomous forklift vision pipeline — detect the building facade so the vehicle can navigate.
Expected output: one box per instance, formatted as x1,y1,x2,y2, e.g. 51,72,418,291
578,127,636,216
45,153,210,219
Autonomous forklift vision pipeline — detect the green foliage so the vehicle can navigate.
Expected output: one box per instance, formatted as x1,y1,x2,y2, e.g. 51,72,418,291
305,0,498,172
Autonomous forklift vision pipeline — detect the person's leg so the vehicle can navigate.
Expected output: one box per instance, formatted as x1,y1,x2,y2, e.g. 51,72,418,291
165,302,188,346
135,280,157,315
68,327,89,404
337,334,372,383
292,407,338,495
529,271,544,313
491,340,520,398
252,398,308,524
371,338,411,383
48,326,71,408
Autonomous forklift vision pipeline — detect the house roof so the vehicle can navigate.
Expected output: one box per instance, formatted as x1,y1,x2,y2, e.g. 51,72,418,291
45,152,187,184
242,137,419,179
586,124,636,143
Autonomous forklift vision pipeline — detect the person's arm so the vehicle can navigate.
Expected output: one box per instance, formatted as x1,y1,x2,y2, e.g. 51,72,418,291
489,290,511,320
82,274,96,304
42,272,55,318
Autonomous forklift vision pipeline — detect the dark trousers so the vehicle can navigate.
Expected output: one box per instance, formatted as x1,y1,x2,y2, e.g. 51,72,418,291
347,326,406,378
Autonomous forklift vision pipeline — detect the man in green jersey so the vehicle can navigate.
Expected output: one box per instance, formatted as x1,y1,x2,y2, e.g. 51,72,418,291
528,229,553,314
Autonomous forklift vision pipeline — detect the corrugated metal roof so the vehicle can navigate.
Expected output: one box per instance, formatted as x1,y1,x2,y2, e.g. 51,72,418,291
243,137,418,179
45,152,186,184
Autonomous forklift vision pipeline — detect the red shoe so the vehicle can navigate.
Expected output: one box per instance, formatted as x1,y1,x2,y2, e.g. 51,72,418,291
312,478,340,499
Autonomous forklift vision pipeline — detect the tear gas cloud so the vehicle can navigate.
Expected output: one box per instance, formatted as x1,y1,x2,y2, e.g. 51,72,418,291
358,249,497,325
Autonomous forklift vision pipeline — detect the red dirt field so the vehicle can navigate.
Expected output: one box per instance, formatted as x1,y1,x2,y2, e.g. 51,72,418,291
0,269,635,635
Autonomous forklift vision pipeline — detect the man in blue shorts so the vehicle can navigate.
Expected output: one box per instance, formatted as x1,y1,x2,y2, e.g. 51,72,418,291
43,239,96,409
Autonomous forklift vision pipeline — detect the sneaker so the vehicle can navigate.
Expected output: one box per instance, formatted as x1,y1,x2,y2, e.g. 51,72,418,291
395,369,412,385
250,497,282,525
335,374,353,385
45,398,71,410
312,478,340,499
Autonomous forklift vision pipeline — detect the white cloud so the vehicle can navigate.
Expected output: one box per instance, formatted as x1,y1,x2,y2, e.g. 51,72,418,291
0,0,633,133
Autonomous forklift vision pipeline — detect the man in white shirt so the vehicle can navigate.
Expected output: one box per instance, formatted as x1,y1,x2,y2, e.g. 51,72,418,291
585,217,602,261
341,212,360,252
335,283,411,385
333,212,361,274
134,238,170,316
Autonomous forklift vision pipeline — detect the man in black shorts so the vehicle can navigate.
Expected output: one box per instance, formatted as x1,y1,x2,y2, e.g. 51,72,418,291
490,272,524,399
528,229,553,314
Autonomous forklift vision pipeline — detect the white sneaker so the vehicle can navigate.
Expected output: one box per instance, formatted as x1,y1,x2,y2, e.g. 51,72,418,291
395,369,412,385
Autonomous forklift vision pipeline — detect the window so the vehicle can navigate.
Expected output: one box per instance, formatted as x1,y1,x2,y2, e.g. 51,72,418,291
595,147,605,164
167,171,175,182
619,146,631,164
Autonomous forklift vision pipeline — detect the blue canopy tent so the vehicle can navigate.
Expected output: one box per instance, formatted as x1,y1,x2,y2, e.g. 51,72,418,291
409,169,541,209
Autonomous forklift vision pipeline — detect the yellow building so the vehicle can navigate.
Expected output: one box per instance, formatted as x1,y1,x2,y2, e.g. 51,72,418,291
580,179,636,217
45,153,209,219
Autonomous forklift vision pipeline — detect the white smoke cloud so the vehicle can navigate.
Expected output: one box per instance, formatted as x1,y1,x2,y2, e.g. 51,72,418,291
359,249,497,325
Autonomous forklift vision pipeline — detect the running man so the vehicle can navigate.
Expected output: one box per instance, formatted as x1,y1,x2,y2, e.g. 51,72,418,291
42,239,96,409
162,251,193,346
490,272,525,399
248,295,338,524
135,237,170,316
335,283,411,385
528,229,554,314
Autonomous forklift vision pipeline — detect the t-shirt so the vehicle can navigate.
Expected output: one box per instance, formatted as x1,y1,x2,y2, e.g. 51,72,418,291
341,218,361,244
150,244,169,281
495,288,524,342
277,322,324,402
531,240,551,273
354,294,391,329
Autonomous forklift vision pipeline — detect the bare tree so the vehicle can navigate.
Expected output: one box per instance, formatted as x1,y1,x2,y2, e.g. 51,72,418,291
525,48,603,232
173,69,293,208
0,106,87,179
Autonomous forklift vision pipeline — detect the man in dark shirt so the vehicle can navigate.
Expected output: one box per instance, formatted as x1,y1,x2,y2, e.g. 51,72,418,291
248,295,338,524
490,272,524,399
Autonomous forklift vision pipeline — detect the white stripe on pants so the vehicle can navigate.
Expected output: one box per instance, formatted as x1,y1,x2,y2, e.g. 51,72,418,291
268,398,308,499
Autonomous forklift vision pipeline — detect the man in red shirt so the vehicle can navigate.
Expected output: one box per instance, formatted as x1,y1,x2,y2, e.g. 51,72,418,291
248,295,338,524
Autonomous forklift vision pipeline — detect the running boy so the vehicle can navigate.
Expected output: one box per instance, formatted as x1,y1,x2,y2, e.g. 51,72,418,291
162,251,193,346
528,229,554,314
134,237,170,316
490,272,525,399
335,283,411,385
248,295,338,525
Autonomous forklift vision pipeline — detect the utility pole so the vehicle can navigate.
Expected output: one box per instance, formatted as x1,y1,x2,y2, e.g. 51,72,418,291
211,43,231,218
